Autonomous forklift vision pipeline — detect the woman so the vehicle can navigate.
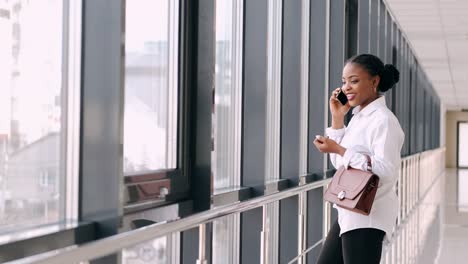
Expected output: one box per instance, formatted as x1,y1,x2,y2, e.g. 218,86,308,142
313,54,404,264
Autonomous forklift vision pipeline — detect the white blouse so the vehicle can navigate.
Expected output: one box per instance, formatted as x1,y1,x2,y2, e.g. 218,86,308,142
326,96,405,239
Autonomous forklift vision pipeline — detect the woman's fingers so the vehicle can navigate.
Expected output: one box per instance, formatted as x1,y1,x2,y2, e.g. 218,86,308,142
330,87,342,100
313,139,321,149
313,139,325,152
333,87,341,95
315,135,326,142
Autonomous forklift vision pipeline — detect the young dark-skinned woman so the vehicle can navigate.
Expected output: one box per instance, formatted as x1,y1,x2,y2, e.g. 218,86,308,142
314,54,404,264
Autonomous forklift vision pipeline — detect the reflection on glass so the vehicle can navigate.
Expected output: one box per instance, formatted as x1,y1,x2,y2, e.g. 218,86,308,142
124,0,177,174
0,0,65,234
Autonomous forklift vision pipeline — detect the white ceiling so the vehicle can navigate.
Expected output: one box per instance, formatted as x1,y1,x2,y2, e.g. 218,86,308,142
385,0,468,110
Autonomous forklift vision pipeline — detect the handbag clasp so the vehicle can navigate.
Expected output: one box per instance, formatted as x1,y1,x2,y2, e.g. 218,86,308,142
337,190,346,200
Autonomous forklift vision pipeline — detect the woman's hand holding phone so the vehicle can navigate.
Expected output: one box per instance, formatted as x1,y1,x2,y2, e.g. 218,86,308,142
330,87,351,119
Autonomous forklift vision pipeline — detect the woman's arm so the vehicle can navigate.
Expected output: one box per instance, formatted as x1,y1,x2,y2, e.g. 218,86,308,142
317,87,350,168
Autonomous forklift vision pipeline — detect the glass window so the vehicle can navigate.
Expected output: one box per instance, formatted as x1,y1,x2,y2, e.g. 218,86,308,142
124,0,178,174
123,1,180,263
213,0,243,192
0,0,67,234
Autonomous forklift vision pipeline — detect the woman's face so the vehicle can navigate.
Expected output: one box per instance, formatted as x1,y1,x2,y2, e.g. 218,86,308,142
341,63,380,108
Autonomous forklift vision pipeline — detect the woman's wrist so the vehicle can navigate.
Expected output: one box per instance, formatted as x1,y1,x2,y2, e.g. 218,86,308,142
335,145,346,156
331,116,345,129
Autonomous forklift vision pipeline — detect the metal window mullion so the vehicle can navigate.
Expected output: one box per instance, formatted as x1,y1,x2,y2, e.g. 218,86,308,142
383,6,387,62
233,0,243,187
374,1,381,56
265,0,273,183
367,0,371,52
167,0,179,169
65,0,82,221
274,0,281,181
265,0,282,183
299,0,310,176
298,0,310,262
263,1,282,263
322,0,331,237
323,0,330,172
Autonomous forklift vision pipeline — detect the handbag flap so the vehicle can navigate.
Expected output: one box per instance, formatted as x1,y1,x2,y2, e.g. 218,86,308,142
328,166,375,200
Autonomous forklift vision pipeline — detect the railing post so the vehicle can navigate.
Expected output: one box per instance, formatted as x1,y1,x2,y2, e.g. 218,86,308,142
196,224,208,264
398,164,403,225
323,190,331,238
260,205,269,264
297,191,307,264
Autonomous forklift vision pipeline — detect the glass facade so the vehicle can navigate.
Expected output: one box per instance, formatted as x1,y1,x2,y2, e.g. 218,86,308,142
0,0,66,234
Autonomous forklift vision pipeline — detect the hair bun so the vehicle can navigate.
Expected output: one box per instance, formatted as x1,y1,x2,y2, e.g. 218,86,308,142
384,64,400,83
380,64,400,92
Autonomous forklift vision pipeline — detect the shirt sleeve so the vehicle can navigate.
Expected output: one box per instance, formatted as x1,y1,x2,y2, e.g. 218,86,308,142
325,126,346,169
342,117,404,184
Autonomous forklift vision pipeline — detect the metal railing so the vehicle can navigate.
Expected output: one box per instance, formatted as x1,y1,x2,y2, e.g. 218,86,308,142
381,148,446,264
9,148,446,264
9,177,332,264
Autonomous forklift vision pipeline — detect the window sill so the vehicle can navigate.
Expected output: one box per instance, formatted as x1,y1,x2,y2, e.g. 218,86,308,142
0,220,95,263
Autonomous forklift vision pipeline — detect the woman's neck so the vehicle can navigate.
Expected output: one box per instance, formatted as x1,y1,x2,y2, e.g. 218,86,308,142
359,94,380,110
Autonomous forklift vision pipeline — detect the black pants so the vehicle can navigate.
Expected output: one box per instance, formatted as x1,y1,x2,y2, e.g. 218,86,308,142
316,220,385,264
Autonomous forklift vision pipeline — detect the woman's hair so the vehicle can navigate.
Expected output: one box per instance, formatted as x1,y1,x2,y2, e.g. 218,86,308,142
346,54,400,93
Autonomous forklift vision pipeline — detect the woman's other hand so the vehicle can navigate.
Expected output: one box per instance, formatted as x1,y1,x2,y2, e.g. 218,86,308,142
330,87,351,119
313,135,346,156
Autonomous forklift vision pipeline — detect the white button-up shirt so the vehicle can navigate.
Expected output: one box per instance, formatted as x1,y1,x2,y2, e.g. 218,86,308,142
326,96,404,239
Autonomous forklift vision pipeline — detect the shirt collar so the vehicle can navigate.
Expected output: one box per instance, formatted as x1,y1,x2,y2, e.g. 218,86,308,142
352,96,387,116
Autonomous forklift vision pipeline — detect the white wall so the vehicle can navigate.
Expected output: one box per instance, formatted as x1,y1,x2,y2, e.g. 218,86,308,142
445,111,468,168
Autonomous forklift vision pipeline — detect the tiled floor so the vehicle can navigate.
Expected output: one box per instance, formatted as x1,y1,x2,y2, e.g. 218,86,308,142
435,169,468,264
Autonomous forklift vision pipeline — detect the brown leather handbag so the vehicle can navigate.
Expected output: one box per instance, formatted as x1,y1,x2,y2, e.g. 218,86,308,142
324,159,379,216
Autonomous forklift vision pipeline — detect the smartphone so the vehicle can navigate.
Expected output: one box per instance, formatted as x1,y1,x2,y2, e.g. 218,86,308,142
336,89,348,105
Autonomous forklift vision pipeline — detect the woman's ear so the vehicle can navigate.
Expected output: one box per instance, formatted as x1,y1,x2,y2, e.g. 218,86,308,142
372,76,380,93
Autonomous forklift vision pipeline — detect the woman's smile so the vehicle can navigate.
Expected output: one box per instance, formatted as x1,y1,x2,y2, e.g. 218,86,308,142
346,93,356,101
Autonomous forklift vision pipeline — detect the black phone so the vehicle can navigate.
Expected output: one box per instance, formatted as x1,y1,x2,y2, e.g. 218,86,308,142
336,89,348,105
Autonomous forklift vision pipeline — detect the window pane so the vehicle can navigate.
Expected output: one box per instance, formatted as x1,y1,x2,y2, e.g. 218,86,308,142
213,0,242,191
124,0,178,174
0,0,65,233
